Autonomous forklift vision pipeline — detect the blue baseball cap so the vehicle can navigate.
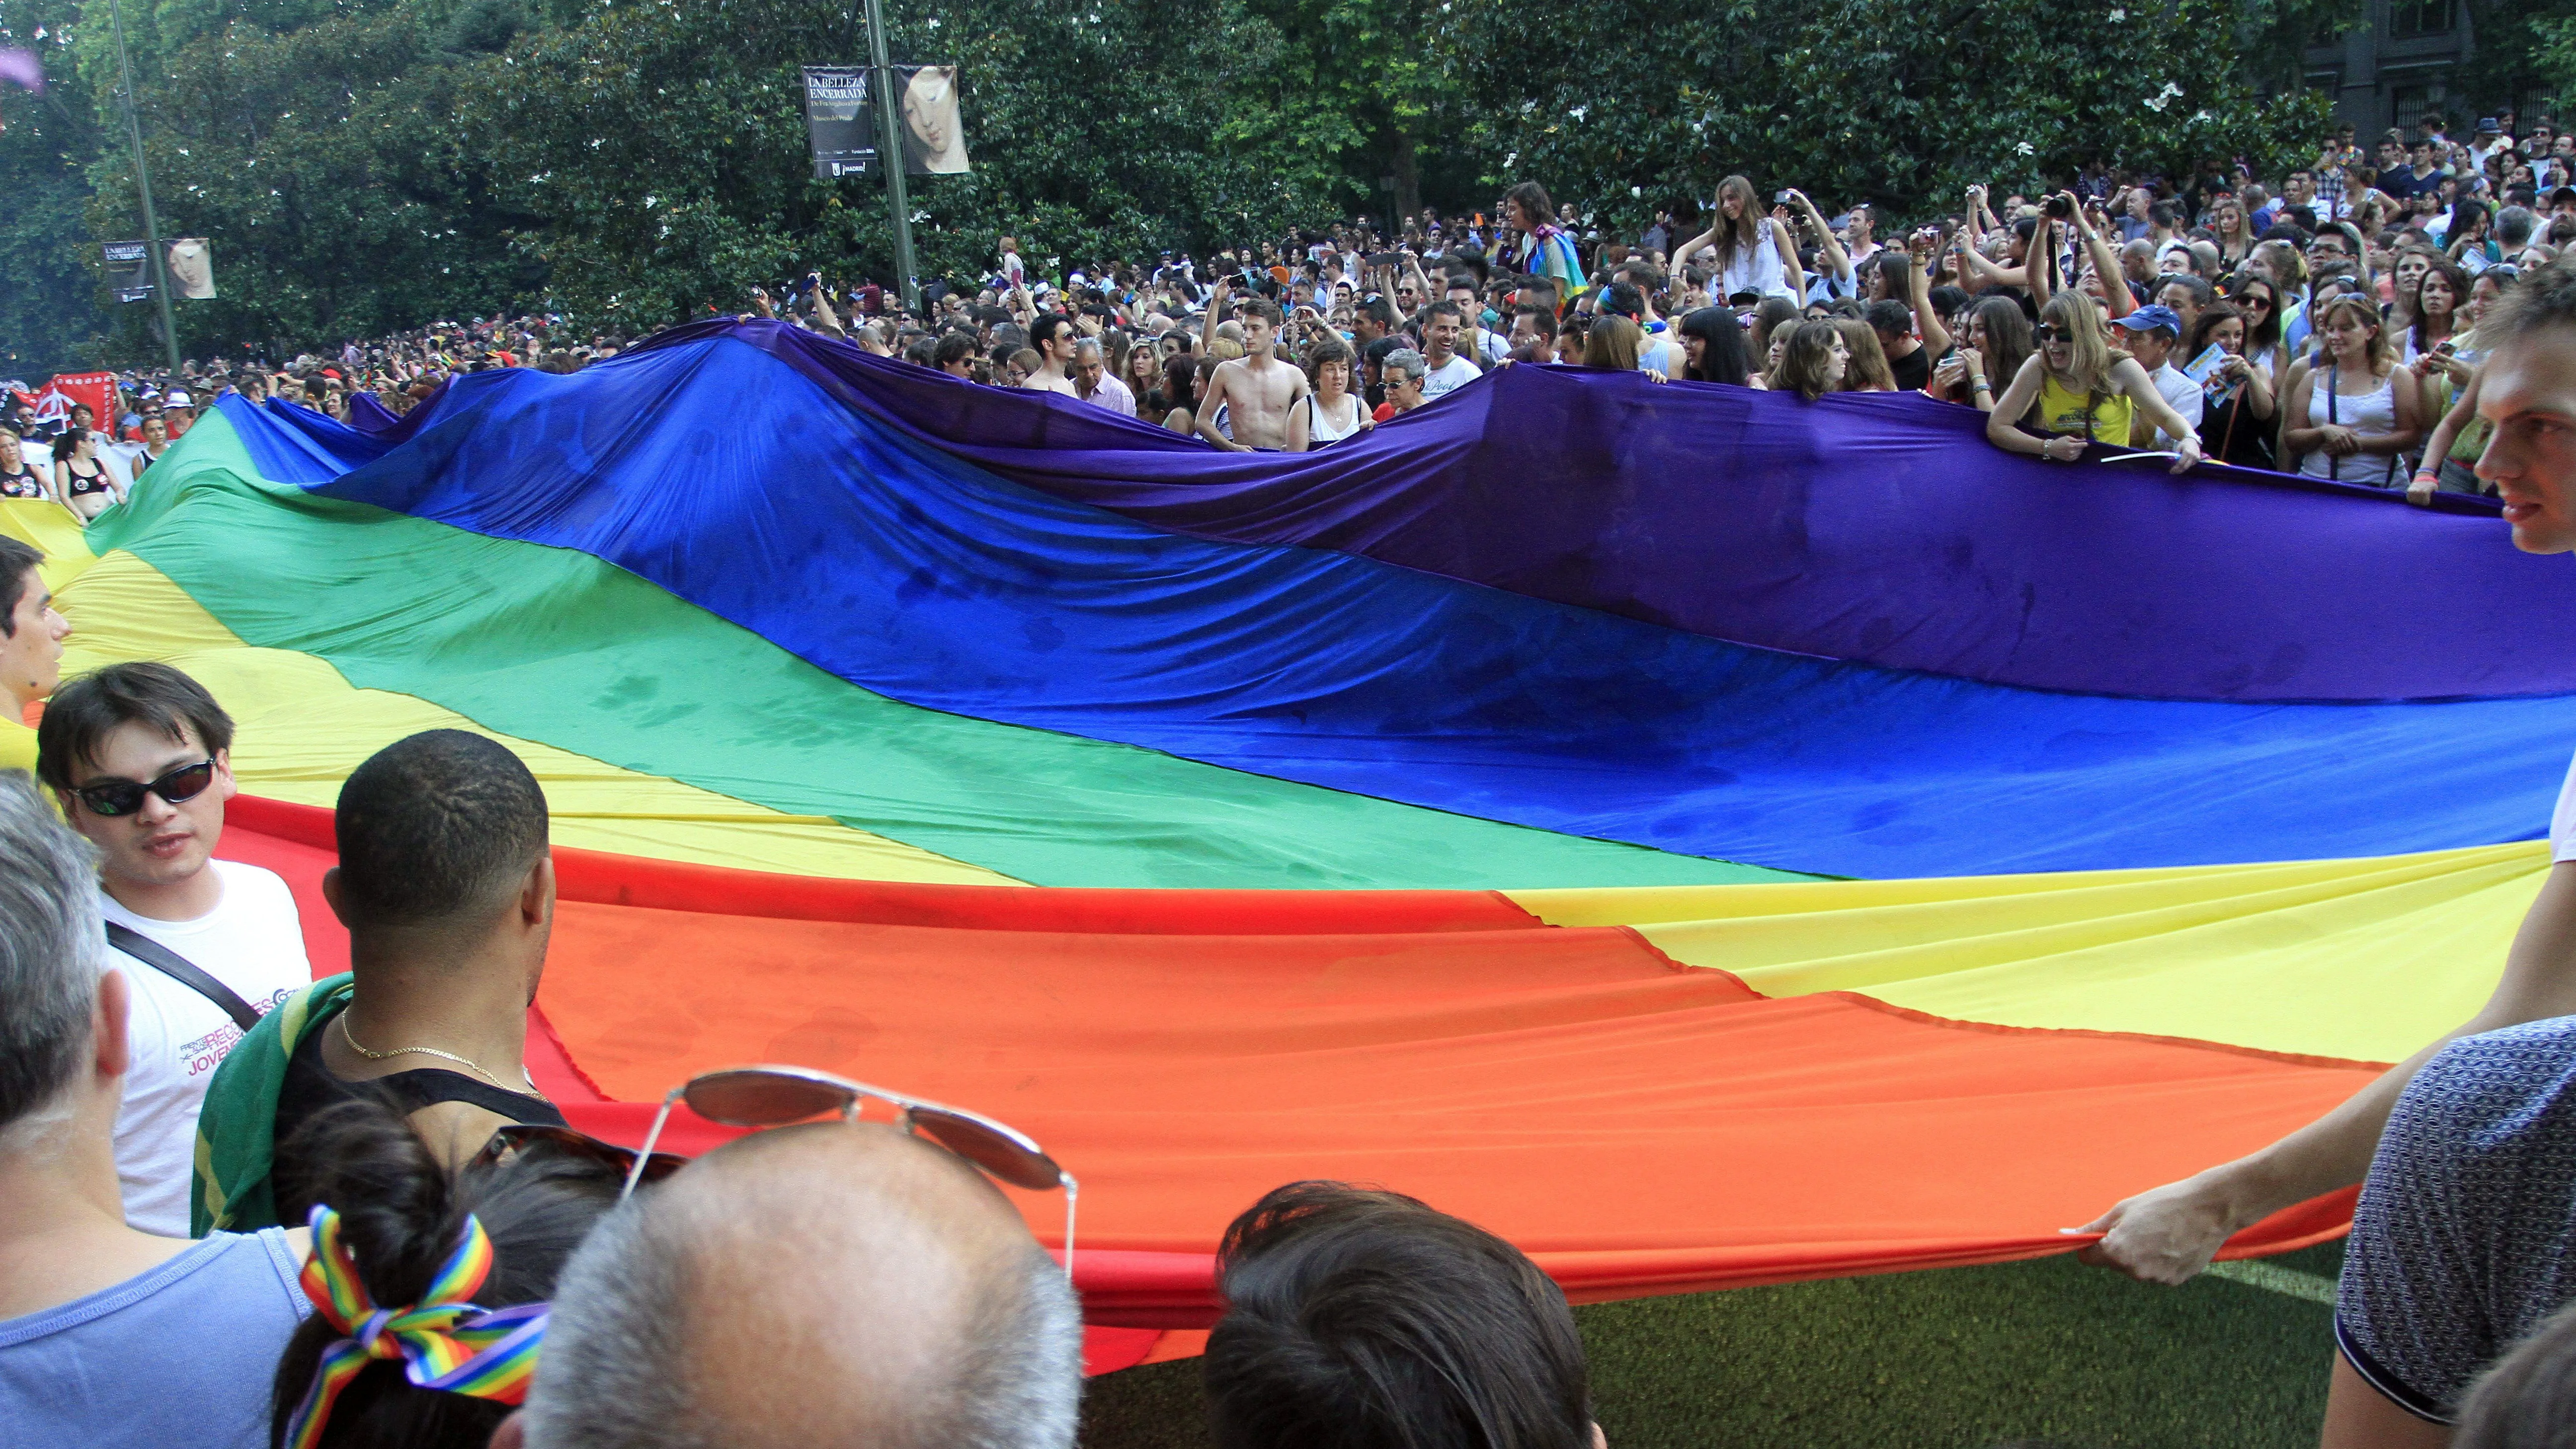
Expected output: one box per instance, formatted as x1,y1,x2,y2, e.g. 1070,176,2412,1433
2114,304,2184,336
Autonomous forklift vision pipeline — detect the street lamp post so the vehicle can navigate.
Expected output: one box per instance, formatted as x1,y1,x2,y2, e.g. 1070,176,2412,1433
106,0,182,375
860,0,920,313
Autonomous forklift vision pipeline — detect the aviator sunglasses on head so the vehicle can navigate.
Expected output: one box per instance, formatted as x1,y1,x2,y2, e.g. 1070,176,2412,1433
623,1064,1079,1280
73,758,217,817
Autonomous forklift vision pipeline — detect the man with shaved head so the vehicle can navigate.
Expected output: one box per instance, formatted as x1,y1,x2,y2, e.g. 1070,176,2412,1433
505,1120,1083,1449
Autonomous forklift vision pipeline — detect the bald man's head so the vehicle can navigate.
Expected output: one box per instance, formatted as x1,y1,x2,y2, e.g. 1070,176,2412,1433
523,1123,1083,1449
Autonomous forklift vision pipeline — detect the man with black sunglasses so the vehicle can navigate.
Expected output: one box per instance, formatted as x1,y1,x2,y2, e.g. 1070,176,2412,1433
34,662,311,1237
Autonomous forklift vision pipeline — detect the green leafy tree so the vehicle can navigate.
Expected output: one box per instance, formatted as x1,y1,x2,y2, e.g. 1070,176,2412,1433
0,2,111,376
1448,0,2334,235
1234,0,1481,224
2479,0,2576,127
455,0,1352,331
78,0,541,362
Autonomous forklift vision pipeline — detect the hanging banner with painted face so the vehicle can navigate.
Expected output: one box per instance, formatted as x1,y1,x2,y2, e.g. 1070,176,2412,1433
895,65,968,175
163,238,217,299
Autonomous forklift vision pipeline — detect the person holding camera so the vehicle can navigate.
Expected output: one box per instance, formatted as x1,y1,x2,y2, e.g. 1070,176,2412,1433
1985,292,2205,473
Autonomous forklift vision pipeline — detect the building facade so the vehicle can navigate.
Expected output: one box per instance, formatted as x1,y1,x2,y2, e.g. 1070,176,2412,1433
2305,0,2479,136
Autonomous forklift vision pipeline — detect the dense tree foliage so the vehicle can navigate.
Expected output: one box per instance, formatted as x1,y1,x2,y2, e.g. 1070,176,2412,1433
0,0,2371,369
1449,0,2339,236
458,0,1350,322
0,0,110,375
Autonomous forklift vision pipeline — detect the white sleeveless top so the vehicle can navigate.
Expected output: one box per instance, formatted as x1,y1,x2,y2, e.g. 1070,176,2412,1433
1306,393,1366,445
2298,364,2403,485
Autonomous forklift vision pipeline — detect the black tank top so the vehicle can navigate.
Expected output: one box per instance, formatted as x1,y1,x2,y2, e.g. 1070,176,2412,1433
61,460,112,498
0,466,41,499
273,1004,566,1223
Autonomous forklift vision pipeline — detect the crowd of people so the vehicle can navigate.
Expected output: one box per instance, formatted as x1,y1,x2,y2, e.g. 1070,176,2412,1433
7,108,2569,491
5,105,2576,1449
0,644,1613,1449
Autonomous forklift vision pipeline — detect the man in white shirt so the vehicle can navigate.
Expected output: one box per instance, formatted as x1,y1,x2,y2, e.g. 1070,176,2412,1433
1416,302,1483,399
36,662,310,1237
2114,305,2202,451
1071,338,1136,418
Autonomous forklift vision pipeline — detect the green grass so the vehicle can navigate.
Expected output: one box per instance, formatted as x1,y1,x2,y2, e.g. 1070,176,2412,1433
1079,1244,2344,1449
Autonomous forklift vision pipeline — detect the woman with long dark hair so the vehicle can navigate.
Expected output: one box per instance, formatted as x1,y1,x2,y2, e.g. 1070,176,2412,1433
51,428,123,523
1829,317,1896,392
266,1099,630,1449
2445,198,2500,271
2400,255,2474,368
1670,176,1794,303
1773,321,1847,401
1161,355,1211,434
1930,296,2033,411
2185,302,2276,470
1674,307,1752,385
2407,264,2516,500
2226,274,2290,388
1501,181,1585,310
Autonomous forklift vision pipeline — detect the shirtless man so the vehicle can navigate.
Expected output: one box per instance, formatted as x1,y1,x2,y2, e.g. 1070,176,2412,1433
1022,314,1082,397
1196,298,1308,452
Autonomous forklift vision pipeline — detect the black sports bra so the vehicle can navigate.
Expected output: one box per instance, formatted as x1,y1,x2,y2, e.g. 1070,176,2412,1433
62,461,113,498
0,467,41,500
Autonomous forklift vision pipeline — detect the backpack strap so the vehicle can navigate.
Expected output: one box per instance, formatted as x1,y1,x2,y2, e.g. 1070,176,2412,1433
106,921,260,1032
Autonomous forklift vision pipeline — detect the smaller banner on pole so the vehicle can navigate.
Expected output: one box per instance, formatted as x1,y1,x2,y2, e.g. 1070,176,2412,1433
104,240,153,303
803,67,877,178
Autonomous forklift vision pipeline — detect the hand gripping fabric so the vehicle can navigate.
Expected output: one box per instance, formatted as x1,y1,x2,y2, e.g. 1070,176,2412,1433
284,1205,547,1449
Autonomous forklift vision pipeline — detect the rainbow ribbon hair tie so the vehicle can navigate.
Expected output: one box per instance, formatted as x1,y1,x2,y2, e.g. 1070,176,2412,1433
284,1204,548,1449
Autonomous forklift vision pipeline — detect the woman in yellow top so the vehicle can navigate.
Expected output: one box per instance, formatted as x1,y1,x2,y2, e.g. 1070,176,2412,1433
1986,293,2204,473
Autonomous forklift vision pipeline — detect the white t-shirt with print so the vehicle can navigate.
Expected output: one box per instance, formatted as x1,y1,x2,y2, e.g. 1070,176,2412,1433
101,860,312,1237
1421,353,1482,400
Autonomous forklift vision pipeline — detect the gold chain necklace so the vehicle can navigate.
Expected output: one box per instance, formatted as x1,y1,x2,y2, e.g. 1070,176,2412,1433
339,1012,549,1103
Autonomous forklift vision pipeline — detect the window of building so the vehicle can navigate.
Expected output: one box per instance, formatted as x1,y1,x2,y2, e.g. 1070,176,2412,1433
2388,0,2454,37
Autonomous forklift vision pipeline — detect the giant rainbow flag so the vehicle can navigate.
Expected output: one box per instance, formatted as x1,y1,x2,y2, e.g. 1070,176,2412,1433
14,319,2571,1359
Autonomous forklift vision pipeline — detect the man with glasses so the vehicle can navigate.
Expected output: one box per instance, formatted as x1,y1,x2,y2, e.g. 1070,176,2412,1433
35,662,311,1236
510,1117,1084,1449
